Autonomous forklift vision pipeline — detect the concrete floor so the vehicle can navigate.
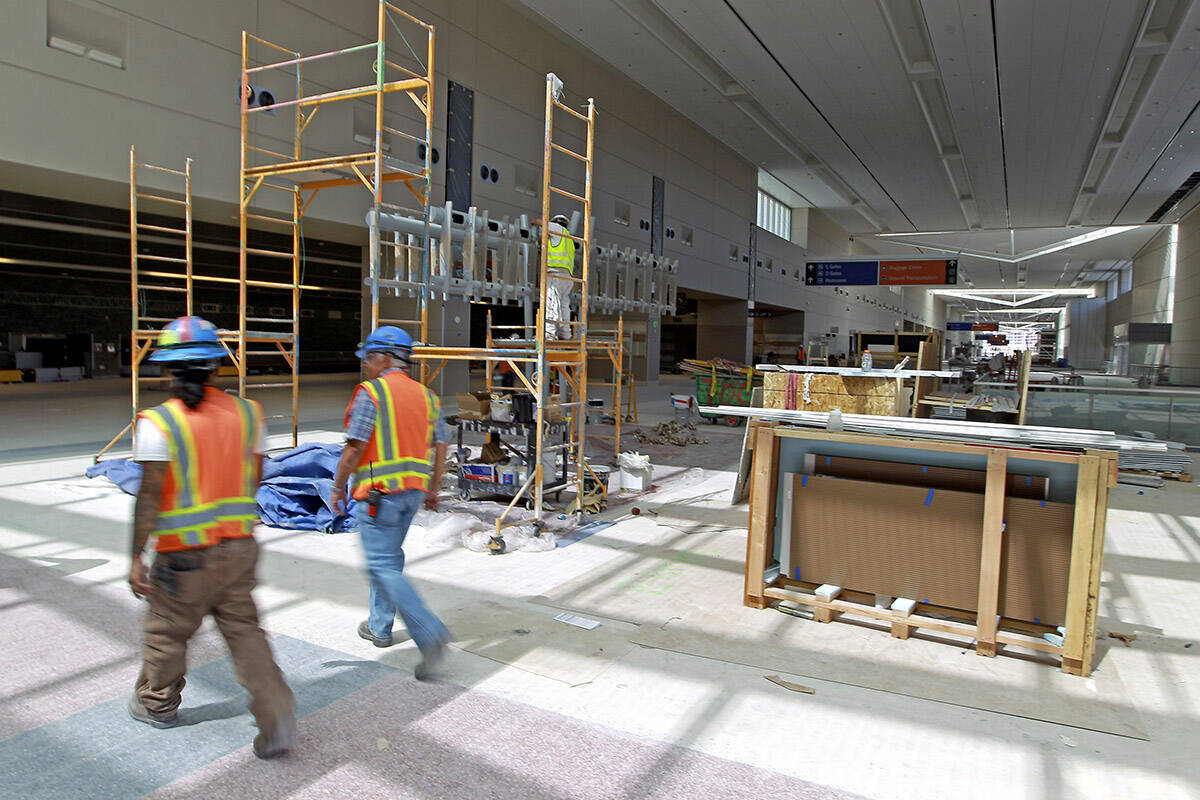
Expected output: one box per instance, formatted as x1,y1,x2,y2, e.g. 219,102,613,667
1,374,1198,799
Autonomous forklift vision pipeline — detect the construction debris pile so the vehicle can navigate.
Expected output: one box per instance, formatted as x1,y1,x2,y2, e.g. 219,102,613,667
633,420,709,447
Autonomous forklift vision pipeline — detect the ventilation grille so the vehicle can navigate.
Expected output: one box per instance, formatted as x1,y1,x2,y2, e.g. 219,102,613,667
1147,171,1200,223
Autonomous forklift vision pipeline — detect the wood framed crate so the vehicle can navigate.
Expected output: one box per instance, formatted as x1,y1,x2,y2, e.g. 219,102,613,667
744,422,1117,676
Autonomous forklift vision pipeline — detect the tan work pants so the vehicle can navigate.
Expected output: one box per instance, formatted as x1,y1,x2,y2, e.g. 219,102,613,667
135,537,294,736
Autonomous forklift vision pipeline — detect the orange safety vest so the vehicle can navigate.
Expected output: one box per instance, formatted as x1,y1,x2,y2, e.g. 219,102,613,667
343,370,440,499
137,388,263,552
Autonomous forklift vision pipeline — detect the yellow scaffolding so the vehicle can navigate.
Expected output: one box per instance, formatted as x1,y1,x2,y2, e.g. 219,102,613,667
412,74,600,534
95,147,195,461
584,314,627,455
238,1,435,432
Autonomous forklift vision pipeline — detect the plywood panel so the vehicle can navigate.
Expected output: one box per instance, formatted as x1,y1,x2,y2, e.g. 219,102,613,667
789,475,1073,625
764,372,897,415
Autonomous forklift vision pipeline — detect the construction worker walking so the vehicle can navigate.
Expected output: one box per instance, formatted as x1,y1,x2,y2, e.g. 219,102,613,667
538,213,576,339
127,316,295,759
331,326,451,679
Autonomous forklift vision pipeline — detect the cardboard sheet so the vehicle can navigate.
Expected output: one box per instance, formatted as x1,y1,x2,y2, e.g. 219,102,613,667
812,455,1048,499
789,474,1073,626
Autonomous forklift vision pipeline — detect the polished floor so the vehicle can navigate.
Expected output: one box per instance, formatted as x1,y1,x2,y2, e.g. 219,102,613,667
0,375,1197,799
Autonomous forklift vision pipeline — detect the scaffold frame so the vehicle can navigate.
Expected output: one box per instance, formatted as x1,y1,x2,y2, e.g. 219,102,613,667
94,147,196,461
238,0,436,428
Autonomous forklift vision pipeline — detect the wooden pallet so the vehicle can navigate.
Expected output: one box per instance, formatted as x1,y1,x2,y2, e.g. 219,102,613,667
1122,469,1193,482
744,422,1116,676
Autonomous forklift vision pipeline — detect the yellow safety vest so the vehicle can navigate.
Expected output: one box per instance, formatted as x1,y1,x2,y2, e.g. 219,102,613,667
547,235,575,275
344,371,440,498
138,390,261,551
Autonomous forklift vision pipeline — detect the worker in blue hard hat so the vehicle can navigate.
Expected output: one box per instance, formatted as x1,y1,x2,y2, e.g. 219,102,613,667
332,325,452,679
127,316,295,759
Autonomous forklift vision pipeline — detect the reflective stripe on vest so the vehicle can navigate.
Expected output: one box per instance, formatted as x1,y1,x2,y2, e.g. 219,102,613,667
350,375,434,494
141,403,217,550
228,394,260,538
547,236,575,275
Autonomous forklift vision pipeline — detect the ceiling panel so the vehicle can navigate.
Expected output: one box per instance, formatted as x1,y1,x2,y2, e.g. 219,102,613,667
1109,102,1200,224
652,0,916,231
996,0,1148,227
1081,2,1200,224
512,0,1200,242
724,0,966,229
921,0,1009,229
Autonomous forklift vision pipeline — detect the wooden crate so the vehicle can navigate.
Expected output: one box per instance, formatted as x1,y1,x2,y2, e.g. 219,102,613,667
744,422,1116,676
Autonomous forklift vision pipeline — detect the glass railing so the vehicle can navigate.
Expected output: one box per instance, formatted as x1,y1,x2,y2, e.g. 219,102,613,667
978,382,1200,446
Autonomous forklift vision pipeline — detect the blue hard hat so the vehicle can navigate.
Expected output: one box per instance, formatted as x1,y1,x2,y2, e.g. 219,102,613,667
147,316,227,363
355,326,414,359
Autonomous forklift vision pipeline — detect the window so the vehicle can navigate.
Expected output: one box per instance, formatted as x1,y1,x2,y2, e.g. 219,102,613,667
757,190,790,240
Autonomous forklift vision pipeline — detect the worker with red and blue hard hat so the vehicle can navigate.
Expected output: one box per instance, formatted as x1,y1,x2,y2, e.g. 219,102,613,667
145,315,227,363
127,316,295,758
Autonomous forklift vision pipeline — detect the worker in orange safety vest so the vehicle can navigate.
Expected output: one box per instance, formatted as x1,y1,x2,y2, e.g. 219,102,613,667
331,325,451,680
127,316,295,759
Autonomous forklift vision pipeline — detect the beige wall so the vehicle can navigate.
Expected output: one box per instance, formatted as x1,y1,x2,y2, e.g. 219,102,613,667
696,298,749,362
1,0,949,367
1131,226,1175,324
1172,207,1200,385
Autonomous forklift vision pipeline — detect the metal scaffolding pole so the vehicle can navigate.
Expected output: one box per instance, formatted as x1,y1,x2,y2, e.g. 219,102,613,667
237,1,435,442
95,147,195,462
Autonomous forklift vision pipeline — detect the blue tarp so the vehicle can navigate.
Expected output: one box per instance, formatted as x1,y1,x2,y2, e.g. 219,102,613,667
87,443,357,533
258,444,357,532
85,459,143,495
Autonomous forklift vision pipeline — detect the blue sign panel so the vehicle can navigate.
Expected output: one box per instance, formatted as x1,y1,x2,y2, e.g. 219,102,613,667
804,260,879,286
946,322,973,331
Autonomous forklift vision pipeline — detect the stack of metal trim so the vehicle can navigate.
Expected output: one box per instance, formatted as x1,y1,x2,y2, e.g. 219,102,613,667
1117,440,1191,474
700,404,1169,454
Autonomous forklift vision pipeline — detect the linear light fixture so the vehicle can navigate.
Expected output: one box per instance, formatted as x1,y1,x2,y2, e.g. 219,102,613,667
85,48,123,68
48,35,86,55
931,288,1093,299
879,226,1143,263
960,307,1066,315
48,34,123,68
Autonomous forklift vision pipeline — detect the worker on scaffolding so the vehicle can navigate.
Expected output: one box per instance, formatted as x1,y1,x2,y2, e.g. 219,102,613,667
126,316,296,759
534,213,576,340
331,325,451,680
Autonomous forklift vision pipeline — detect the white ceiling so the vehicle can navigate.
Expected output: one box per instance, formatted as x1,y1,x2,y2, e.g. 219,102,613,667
514,0,1200,288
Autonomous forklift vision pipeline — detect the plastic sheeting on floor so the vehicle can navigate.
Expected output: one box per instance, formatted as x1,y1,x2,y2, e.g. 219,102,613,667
86,443,357,533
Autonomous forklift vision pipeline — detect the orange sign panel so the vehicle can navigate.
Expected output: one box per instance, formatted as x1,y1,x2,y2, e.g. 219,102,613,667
878,259,956,285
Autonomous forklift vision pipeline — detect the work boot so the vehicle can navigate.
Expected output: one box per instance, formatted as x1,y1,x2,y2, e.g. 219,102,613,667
128,695,178,729
253,713,296,760
414,641,446,681
357,620,393,648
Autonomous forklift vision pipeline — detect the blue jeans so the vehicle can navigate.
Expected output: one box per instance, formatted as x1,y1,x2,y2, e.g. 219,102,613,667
356,489,449,653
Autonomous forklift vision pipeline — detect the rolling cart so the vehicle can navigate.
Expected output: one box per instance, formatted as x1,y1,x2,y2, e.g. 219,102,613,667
449,416,572,509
